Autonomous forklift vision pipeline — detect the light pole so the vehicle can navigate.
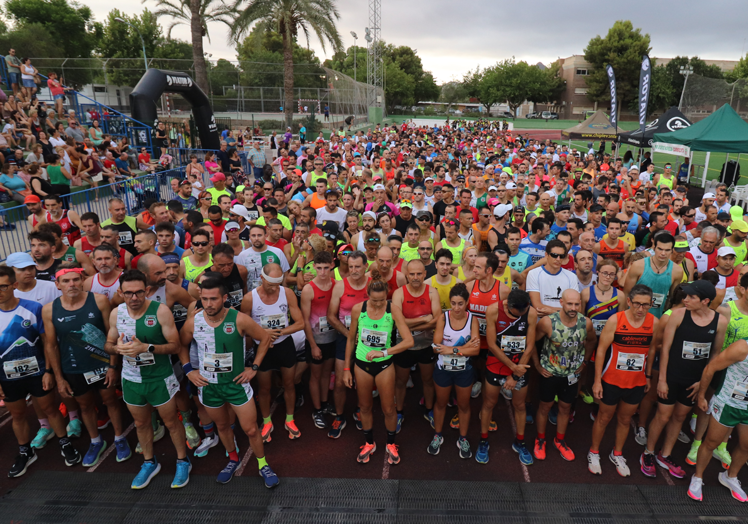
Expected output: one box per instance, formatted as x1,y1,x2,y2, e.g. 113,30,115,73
115,17,148,72
678,64,694,111
350,31,358,83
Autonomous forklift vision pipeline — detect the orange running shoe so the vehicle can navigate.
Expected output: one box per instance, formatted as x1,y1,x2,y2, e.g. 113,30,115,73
262,422,274,443
285,420,301,440
450,414,460,429
357,442,376,463
534,438,546,460
554,438,575,461
386,443,401,465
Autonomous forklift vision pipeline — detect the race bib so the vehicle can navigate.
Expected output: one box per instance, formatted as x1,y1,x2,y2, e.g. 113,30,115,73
592,319,607,336
345,315,351,328
318,316,332,333
362,328,388,348
119,231,133,245
203,352,233,373
442,355,467,371
652,293,665,308
478,318,487,337
83,368,107,385
3,356,40,379
682,341,711,360
501,336,526,355
261,314,287,330
616,352,645,372
62,236,70,246
125,352,156,367
730,382,748,403
568,373,579,386
724,287,738,303
228,290,243,307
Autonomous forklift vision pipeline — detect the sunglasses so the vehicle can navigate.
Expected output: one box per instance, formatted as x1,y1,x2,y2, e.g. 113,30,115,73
192,241,210,247
201,197,211,201
225,228,239,233
548,252,565,259
366,237,380,243
341,251,353,256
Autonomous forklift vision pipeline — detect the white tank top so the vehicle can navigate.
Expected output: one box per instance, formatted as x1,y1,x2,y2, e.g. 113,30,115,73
357,232,367,252
250,287,289,344
437,311,474,371
90,273,119,301
147,285,167,305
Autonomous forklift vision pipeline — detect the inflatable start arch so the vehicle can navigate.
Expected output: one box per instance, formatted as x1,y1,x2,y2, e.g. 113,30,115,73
130,69,221,150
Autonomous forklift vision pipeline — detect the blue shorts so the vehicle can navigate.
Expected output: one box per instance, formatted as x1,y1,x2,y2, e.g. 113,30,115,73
434,366,474,389
336,334,348,361
8,72,19,85
21,78,35,88
53,94,65,100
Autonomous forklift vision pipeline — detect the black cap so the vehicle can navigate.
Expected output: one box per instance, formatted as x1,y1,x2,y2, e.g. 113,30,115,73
717,212,732,220
682,280,717,302
319,220,340,233
513,206,525,213
556,204,571,212
589,204,604,212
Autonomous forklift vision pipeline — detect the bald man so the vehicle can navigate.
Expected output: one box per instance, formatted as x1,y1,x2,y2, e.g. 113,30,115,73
367,246,407,299
417,240,437,279
532,289,596,463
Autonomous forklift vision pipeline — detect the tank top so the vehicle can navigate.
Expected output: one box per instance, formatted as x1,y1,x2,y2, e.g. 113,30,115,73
668,310,720,383
724,301,748,351
598,238,626,268
250,287,290,344
90,273,119,301
657,174,674,191
338,277,370,329
724,238,748,267
487,305,530,376
472,224,491,251
681,260,690,283
355,301,394,362
80,237,98,255
399,285,434,350
601,311,654,388
310,192,327,209
47,210,81,246
184,254,213,282
468,279,501,349
437,311,474,371
717,270,740,303
540,312,588,377
309,280,337,344
58,246,77,264
431,275,457,311
117,301,171,383
386,270,399,300
224,263,245,309
357,232,367,252
442,237,466,265
637,258,673,318
495,266,512,288
193,308,245,384
36,258,61,282
101,216,138,256
713,348,748,409
586,286,620,336
52,293,109,376
400,242,420,262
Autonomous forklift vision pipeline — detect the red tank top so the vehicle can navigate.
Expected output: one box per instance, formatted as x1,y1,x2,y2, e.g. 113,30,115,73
599,238,626,268
47,210,81,246
561,256,575,271
602,311,654,388
386,270,399,299
117,248,126,269
309,280,334,335
338,277,370,326
468,279,501,349
394,258,404,273
402,284,432,319
80,237,97,255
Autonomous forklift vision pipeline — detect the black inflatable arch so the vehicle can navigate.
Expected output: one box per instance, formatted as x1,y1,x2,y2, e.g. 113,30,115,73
130,69,221,151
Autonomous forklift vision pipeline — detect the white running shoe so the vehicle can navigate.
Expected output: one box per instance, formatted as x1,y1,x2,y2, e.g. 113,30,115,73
406,376,414,389
609,451,630,477
587,451,602,475
678,431,691,444
719,471,748,502
688,475,703,502
634,427,647,446
471,382,482,399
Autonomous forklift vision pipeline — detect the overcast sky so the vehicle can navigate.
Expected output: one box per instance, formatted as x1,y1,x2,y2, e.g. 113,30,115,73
83,0,748,83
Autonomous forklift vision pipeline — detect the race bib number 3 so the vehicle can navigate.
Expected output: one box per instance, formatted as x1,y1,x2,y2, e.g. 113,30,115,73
682,341,711,360
3,356,40,379
362,328,387,348
616,352,645,372
203,352,233,373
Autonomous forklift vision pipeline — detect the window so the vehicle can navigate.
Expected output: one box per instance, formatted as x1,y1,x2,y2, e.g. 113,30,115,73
576,69,589,76
574,87,588,95
93,86,107,93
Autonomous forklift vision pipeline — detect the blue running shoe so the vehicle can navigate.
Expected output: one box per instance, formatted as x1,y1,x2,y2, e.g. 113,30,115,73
31,427,55,449
424,410,435,429
260,465,279,489
115,439,132,462
217,460,239,484
525,403,535,425
476,440,490,464
82,440,107,467
171,459,192,489
131,460,161,489
512,440,534,466
549,405,558,426
396,413,404,434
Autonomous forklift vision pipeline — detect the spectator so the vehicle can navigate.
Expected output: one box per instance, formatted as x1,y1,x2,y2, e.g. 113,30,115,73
4,48,20,99
0,163,30,203
46,72,67,116
114,151,133,177
19,58,37,101
65,120,86,144
88,119,103,145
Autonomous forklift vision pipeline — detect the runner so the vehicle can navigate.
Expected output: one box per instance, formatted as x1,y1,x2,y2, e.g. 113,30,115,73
593,218,628,269
624,233,683,318
582,259,625,338
343,272,413,465
84,244,123,301
714,246,742,305
101,225,133,270
7,251,60,305
42,194,82,247
526,240,580,316
209,243,248,309
369,246,406,299
74,212,103,256
435,218,466,268
101,198,139,256
29,230,61,282
430,248,461,311
236,224,290,291
179,276,279,488
479,289,537,465
105,270,188,490
588,285,657,477
180,229,214,283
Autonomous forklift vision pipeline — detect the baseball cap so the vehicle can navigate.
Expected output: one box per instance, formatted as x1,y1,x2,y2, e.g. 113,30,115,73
718,211,732,221
425,177,434,182
179,179,192,186
373,184,386,191
210,173,226,182
487,198,500,206
513,206,525,214
589,204,604,213
731,206,745,222
488,186,498,191
556,204,571,212
415,210,432,220
703,192,716,199
456,175,466,181
230,204,250,220
682,280,716,302
506,182,517,190
718,246,736,257
731,219,748,233
629,165,639,172
6,252,35,268
23,195,40,204
600,163,610,171
399,200,412,209
673,240,690,253
494,203,513,218
362,210,377,219
224,221,240,232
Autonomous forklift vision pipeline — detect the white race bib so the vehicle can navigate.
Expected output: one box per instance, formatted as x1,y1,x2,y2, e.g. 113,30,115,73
203,352,233,373
362,328,388,348
442,355,467,371
3,356,40,379
568,373,579,385
501,336,526,355
592,319,607,336
261,314,287,330
119,230,133,245
125,352,156,367
652,293,665,308
682,341,711,360
83,368,107,385
724,287,738,303
730,382,748,403
344,315,351,328
318,316,332,333
478,318,487,336
228,289,243,306
616,352,645,372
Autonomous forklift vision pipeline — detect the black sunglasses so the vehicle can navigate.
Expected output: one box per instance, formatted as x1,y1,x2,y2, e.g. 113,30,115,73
192,241,210,247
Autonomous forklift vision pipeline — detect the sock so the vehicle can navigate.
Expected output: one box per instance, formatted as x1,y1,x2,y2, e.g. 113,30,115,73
387,430,396,445
151,411,159,431
397,410,403,416
481,433,488,440
202,422,215,436
177,456,189,463
19,443,31,455
144,457,156,464
58,437,70,447
644,448,654,455
363,429,374,445
91,435,102,444
180,410,192,425
516,433,524,442
115,434,125,442
335,414,345,421
613,450,623,457
458,435,466,442
589,448,599,454
69,410,80,421
538,432,545,440
263,416,272,425
228,450,239,461
285,414,294,423
257,456,268,469
38,418,50,430
435,432,442,438
556,432,565,441
718,442,727,451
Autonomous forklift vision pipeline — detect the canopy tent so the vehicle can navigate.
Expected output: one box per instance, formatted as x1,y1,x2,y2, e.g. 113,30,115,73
561,110,617,139
616,106,692,148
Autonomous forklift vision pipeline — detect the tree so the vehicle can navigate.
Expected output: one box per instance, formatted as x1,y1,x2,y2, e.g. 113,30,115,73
727,53,748,82
483,58,564,115
383,60,415,113
323,45,368,82
209,58,241,95
646,65,676,112
583,20,652,107
439,81,467,111
463,67,499,113
148,0,235,94
230,0,343,127
662,56,724,107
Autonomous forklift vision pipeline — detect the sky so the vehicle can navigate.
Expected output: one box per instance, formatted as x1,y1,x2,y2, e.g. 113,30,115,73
83,0,748,83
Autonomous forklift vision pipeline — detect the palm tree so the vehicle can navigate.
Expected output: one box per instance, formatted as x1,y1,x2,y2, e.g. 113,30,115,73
147,0,236,94
230,0,343,127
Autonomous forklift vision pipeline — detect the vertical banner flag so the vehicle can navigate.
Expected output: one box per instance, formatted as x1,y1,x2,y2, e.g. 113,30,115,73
638,55,651,135
606,65,617,132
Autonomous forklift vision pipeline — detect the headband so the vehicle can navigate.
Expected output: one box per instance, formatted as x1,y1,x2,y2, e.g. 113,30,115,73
160,253,180,265
262,272,284,284
55,268,84,279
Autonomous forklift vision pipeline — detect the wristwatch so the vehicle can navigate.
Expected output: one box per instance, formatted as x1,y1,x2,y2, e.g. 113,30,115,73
251,364,259,371
453,347,459,355
44,368,54,375
147,344,155,353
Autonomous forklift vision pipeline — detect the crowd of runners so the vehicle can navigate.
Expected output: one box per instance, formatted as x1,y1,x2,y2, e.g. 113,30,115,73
1,118,748,503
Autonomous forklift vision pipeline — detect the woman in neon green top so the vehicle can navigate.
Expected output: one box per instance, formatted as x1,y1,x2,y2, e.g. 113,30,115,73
343,273,413,466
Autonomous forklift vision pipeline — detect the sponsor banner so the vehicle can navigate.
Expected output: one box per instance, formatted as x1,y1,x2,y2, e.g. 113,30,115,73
638,55,652,135
652,142,690,156
606,65,617,130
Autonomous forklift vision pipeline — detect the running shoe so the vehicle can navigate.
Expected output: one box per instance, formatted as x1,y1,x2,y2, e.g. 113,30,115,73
31,427,55,449
171,459,192,489
8,449,36,478
457,438,472,459
285,420,301,440
534,438,546,460
131,460,161,489
656,452,685,478
261,422,274,443
678,431,691,444
153,421,165,442
609,451,631,477
260,465,279,488
424,410,434,429
501,388,513,400
449,414,460,429
312,410,327,429
321,402,335,415
687,475,703,502
427,434,444,455
549,405,558,426
471,381,482,399
184,423,200,450
526,403,535,425
82,440,107,467
476,440,490,464
488,420,498,432
216,460,239,484
640,452,656,478
396,413,404,434
328,418,346,439
97,413,111,430
634,426,647,446
115,439,132,462
406,376,414,389
60,441,81,466
353,409,362,430
569,410,576,424
513,441,533,465
719,470,748,502
66,418,83,439
357,442,376,463
686,440,701,466
588,451,602,475
579,386,594,405
195,434,219,457
386,443,401,464
372,389,379,398
713,445,732,469
554,438,575,461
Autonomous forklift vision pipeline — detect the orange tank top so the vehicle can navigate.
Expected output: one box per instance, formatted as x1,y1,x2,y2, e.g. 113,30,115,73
599,238,626,268
601,311,654,388
472,224,491,251
467,279,501,349
310,192,327,209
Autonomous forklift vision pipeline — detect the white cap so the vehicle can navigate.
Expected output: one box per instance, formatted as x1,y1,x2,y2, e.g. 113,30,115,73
230,204,250,220
373,184,386,191
506,181,517,189
362,211,377,219
703,192,716,199
629,165,639,172
494,203,513,218
488,186,498,191
718,246,737,257
425,177,434,182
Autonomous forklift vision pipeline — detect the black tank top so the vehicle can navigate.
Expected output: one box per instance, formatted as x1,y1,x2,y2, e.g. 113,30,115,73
669,310,719,383
225,264,245,309
36,259,61,282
